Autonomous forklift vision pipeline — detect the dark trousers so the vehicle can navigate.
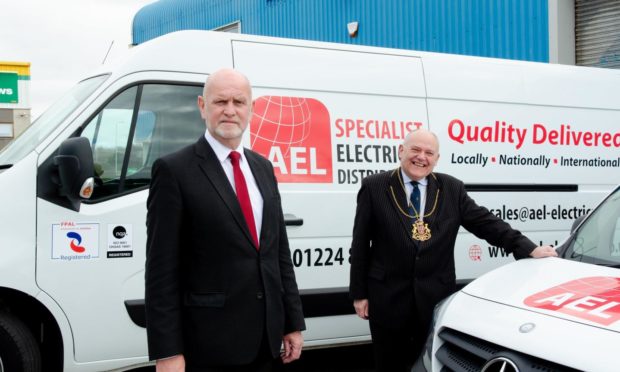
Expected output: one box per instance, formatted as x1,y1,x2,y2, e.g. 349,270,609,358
187,359,279,372
369,312,427,372
186,331,281,372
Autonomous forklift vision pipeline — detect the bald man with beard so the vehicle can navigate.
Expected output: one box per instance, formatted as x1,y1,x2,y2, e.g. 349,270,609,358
146,68,305,372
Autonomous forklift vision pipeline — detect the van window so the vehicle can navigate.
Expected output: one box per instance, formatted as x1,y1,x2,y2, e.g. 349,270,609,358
0,74,108,167
82,87,137,188
80,83,204,200
565,187,620,267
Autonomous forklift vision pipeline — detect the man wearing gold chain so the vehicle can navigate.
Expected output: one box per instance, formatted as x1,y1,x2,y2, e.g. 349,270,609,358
348,129,557,372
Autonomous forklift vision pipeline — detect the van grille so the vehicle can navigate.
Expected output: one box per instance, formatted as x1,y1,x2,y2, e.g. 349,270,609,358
436,328,580,372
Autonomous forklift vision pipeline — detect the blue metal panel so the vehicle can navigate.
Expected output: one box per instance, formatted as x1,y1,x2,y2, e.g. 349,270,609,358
132,0,549,62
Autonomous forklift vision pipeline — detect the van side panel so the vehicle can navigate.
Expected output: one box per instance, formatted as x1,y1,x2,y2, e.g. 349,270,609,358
422,55,620,280
233,41,428,343
0,153,38,294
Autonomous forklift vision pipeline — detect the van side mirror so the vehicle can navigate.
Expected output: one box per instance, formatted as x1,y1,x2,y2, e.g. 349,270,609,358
54,137,95,209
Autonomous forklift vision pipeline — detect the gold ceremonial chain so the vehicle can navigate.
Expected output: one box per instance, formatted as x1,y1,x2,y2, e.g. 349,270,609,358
390,169,440,218
389,168,440,241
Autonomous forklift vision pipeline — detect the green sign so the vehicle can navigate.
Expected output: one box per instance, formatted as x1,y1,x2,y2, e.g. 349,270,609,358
0,72,18,103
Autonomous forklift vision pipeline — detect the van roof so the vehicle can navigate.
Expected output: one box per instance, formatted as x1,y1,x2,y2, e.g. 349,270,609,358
96,30,620,110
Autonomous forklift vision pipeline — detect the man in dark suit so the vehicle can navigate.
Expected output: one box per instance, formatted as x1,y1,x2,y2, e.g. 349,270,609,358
145,68,305,372
349,129,557,372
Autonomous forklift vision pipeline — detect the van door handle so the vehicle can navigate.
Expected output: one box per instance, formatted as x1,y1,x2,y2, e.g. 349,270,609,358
284,213,304,226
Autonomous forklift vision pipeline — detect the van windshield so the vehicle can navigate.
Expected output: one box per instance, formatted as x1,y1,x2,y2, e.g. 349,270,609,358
0,74,108,167
564,186,620,267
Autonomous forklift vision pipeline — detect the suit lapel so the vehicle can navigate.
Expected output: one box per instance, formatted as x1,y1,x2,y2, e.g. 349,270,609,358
386,169,415,240
194,137,257,249
244,149,273,249
244,149,270,201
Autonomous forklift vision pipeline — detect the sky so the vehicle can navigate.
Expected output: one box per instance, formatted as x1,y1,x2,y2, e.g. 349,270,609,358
2,0,157,119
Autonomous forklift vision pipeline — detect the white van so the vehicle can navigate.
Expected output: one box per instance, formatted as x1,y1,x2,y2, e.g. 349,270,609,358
0,30,618,371
416,184,620,372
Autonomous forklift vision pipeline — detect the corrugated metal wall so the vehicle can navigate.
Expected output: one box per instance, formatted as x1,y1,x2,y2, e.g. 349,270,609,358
576,0,620,68
132,0,549,62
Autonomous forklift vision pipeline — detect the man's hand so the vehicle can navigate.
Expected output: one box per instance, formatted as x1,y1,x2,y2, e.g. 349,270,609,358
156,354,185,372
354,299,369,320
281,331,303,364
529,245,558,258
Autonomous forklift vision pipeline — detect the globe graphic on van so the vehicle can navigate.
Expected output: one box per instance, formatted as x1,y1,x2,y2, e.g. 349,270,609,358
251,96,312,156
250,95,333,183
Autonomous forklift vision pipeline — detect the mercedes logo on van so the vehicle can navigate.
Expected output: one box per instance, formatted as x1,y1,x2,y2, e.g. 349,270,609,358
519,322,535,333
482,357,519,372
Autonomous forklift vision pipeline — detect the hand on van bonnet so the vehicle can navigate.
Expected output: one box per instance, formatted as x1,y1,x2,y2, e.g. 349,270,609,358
529,245,558,258
281,331,304,363
156,354,185,372
354,299,369,319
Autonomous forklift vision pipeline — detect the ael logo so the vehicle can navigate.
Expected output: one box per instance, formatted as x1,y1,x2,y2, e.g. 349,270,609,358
250,96,332,183
524,276,620,326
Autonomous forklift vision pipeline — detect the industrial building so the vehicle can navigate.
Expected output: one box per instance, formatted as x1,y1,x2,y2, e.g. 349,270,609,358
131,0,620,68
0,61,30,150
3,1,619,151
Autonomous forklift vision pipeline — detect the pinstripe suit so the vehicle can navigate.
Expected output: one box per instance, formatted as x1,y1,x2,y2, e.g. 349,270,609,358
349,168,536,370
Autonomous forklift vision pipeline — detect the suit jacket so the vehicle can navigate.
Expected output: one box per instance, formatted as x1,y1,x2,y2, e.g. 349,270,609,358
145,136,305,366
349,169,535,332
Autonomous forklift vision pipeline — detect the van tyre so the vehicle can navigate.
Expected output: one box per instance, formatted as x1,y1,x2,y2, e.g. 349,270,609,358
0,312,41,372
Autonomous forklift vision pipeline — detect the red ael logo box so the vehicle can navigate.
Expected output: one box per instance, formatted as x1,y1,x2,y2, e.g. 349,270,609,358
250,96,332,183
524,276,620,326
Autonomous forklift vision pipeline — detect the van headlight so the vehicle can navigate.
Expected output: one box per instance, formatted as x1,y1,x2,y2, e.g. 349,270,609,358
413,292,457,372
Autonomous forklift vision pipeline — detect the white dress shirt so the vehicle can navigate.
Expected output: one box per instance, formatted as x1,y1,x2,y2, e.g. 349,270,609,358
205,131,263,239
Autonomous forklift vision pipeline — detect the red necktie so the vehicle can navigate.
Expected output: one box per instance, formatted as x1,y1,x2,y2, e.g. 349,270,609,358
229,151,259,249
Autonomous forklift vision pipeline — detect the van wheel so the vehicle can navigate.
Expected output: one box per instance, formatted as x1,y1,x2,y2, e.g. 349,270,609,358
0,312,41,372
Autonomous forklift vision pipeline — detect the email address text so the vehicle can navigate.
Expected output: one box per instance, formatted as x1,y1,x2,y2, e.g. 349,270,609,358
489,204,591,222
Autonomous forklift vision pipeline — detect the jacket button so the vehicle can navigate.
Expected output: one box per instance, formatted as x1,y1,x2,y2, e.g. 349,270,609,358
256,292,264,300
